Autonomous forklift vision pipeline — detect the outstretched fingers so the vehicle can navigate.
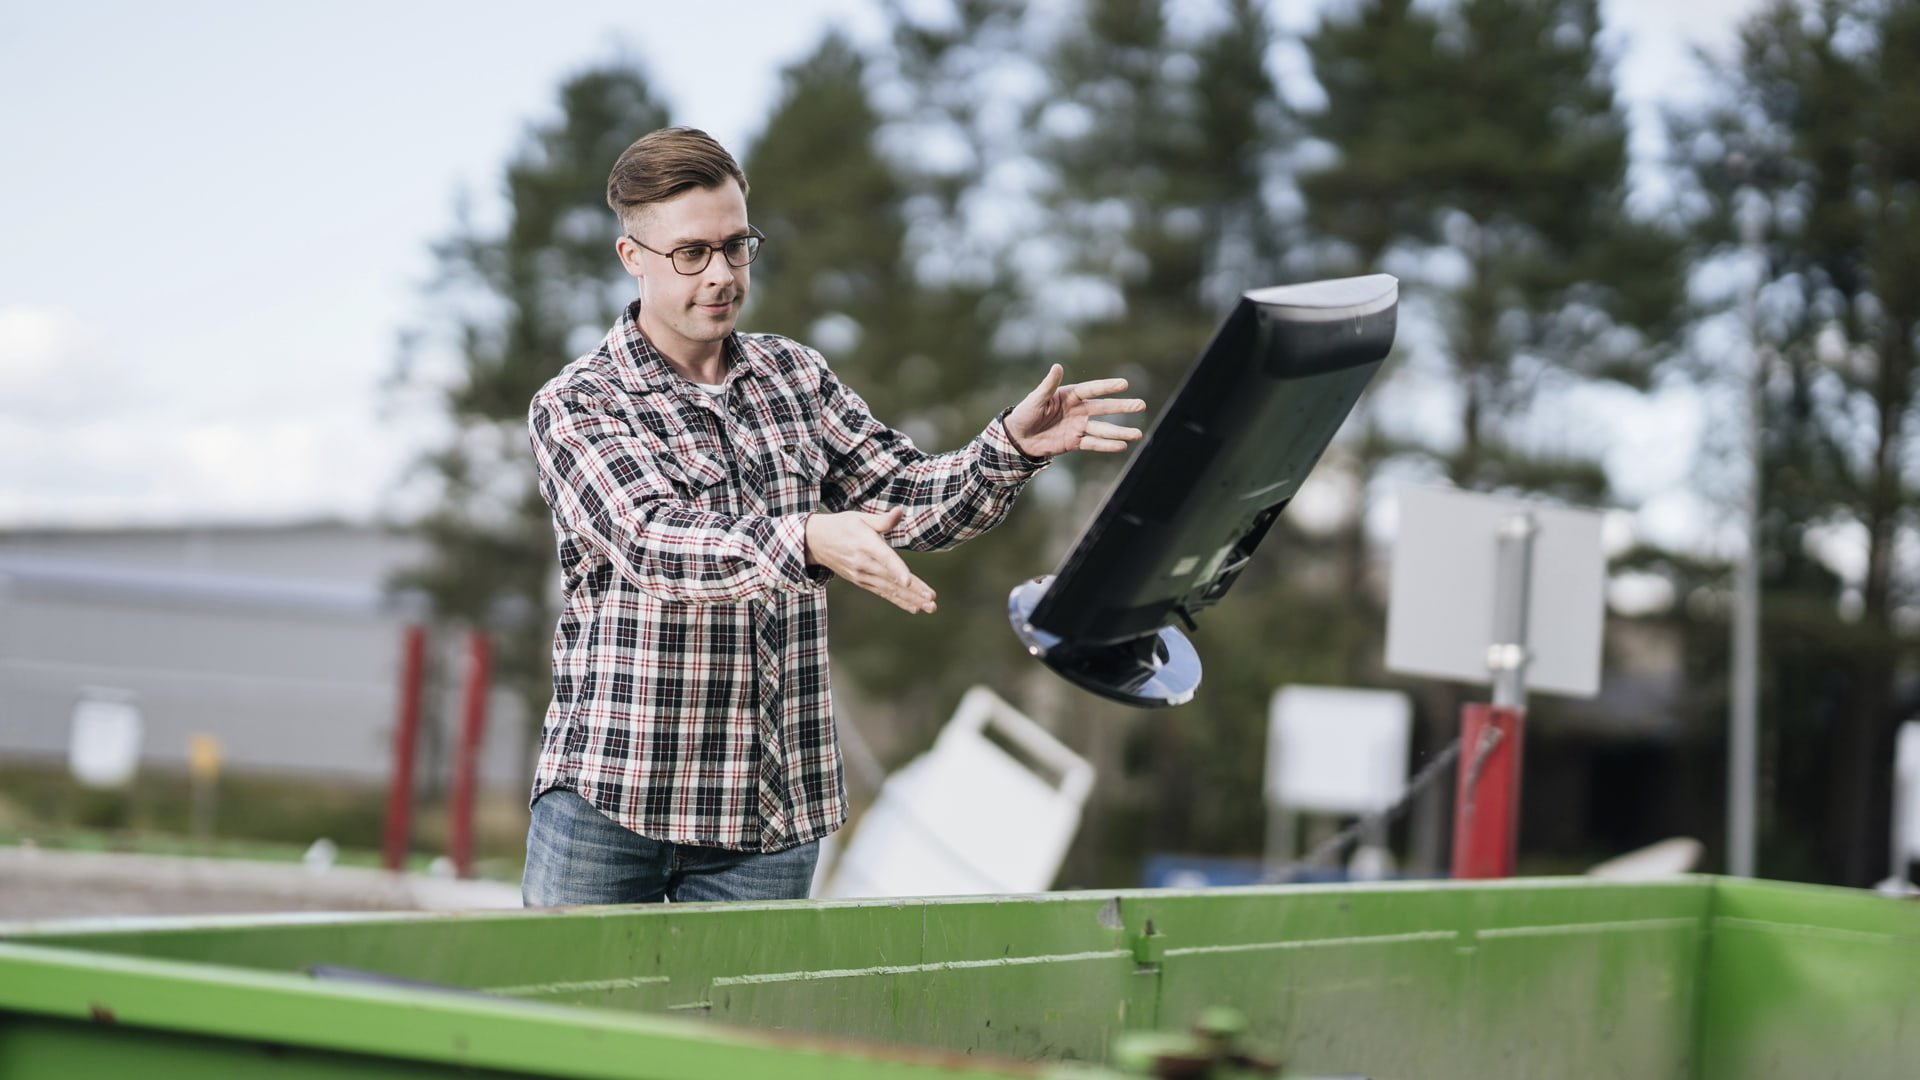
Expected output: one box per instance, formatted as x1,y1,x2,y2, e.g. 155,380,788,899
1027,363,1066,404
848,539,930,610
806,509,937,613
1074,420,1141,453
851,549,937,614
1084,420,1141,442
1069,377,1131,400
1068,380,1146,417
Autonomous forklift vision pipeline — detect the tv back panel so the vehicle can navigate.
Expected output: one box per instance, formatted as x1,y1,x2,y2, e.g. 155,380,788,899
1009,274,1398,707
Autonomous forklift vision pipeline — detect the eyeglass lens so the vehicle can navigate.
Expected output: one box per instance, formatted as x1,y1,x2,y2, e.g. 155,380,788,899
672,235,759,273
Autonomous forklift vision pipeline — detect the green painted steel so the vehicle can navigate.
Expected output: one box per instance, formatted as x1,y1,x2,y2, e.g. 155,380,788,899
1,876,1915,1078
1694,877,1920,1077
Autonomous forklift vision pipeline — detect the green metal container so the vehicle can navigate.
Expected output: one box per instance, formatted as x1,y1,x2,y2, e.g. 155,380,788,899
1,875,1915,1078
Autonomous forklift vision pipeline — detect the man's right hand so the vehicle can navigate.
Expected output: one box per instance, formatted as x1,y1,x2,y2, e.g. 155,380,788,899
803,508,937,614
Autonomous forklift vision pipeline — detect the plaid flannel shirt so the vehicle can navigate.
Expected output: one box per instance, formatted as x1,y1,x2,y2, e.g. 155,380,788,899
528,301,1047,852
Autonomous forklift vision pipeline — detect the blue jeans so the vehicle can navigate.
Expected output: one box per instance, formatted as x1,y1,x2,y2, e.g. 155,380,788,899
521,789,819,905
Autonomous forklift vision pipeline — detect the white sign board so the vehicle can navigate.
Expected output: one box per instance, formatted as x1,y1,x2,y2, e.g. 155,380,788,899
69,695,143,788
1266,686,1411,814
1386,486,1606,698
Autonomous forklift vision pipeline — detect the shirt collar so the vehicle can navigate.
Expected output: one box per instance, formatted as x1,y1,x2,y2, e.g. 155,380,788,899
609,299,762,396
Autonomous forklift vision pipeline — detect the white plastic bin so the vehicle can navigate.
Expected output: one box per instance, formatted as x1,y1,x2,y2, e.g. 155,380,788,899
821,686,1093,898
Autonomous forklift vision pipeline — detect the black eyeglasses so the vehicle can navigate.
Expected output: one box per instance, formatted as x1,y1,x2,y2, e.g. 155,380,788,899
627,226,765,275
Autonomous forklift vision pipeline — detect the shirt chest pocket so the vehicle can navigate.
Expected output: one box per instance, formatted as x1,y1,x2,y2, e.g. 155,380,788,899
765,440,827,518
651,441,729,510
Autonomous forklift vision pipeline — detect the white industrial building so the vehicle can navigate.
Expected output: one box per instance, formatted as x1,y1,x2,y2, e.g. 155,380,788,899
0,522,527,791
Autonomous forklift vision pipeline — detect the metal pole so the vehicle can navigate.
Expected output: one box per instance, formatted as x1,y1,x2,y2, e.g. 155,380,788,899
382,623,427,873
1488,513,1537,710
1452,703,1525,879
448,629,492,880
0,575,12,728
1894,749,1910,891
1453,513,1538,880
1889,721,1920,892
1263,803,1295,876
1729,198,1765,879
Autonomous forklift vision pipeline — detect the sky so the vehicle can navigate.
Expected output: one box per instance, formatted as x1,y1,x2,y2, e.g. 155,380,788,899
0,0,1760,532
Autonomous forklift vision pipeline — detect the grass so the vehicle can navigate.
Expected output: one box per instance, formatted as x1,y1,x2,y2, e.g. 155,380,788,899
0,762,528,882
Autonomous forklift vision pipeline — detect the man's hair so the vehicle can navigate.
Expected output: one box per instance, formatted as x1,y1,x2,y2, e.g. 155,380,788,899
606,127,748,235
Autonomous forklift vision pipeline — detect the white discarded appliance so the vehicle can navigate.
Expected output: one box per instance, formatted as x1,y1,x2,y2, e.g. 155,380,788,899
821,686,1094,898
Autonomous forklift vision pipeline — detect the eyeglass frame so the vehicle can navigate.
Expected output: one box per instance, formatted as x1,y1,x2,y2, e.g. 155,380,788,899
625,226,766,275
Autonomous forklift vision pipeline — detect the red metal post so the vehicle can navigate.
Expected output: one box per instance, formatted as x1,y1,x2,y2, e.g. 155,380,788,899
382,623,427,873
1451,702,1527,879
448,629,492,879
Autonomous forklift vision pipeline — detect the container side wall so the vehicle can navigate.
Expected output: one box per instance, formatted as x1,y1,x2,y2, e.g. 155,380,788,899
1147,881,1708,1079
1696,878,1920,1080
5,878,1741,1076
0,940,1104,1080
0,1016,526,1080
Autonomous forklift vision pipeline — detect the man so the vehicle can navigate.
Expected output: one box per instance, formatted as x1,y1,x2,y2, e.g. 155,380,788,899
522,127,1143,905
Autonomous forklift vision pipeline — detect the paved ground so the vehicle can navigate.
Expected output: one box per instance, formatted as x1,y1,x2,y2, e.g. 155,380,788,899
0,845,521,922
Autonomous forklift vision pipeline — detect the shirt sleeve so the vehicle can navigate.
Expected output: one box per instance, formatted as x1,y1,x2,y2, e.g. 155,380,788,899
813,351,1050,553
529,387,823,603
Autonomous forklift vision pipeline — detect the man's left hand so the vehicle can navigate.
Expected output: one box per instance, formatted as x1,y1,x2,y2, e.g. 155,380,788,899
1003,364,1146,458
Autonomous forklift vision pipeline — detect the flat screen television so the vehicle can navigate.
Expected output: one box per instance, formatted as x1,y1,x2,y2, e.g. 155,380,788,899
1009,274,1399,707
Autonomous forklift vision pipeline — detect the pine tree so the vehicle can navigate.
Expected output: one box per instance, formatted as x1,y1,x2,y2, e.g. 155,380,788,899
1301,0,1682,500
1298,0,1687,875
743,28,1064,754
1039,0,1284,398
1674,0,1920,885
1029,0,1361,863
396,67,670,723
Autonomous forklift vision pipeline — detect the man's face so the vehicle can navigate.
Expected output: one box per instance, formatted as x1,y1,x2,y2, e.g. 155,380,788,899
617,180,752,364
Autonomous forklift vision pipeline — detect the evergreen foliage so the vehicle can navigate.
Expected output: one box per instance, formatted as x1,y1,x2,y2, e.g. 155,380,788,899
744,28,1055,747
1025,0,1347,864
1302,0,1683,500
390,0,1920,890
397,68,670,721
1673,0,1920,884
